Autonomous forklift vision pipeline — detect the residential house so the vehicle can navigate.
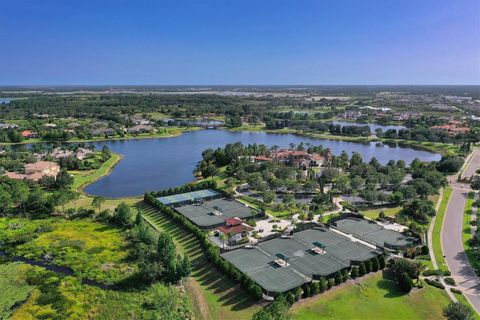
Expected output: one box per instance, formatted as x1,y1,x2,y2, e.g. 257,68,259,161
0,123,18,129
21,130,38,139
91,128,116,137
4,161,60,182
47,147,93,160
127,124,154,134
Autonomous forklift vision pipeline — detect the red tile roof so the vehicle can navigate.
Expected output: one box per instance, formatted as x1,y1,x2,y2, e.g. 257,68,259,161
217,224,253,235
225,217,243,226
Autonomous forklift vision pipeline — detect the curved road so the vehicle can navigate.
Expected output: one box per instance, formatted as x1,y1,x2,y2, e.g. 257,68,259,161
442,149,480,314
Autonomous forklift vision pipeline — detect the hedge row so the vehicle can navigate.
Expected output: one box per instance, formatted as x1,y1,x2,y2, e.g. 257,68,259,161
422,269,451,277
282,255,386,302
424,278,445,289
152,180,217,197
144,192,263,300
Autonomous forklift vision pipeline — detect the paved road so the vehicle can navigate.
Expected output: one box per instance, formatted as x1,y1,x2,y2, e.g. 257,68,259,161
442,149,480,314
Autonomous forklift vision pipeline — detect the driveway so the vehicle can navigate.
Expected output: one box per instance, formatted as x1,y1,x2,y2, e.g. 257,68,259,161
442,149,480,314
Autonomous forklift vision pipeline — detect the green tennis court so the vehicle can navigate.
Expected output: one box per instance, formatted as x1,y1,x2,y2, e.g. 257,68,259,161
222,227,381,295
156,189,220,205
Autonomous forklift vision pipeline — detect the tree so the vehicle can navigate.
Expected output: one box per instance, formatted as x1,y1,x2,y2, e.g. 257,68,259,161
91,196,106,213
378,255,386,269
350,176,364,192
390,258,422,281
471,176,480,190
334,175,350,194
351,266,359,278
398,272,413,293
371,257,380,272
358,262,366,276
252,295,291,320
436,156,464,174
334,272,343,285
319,277,327,292
112,202,133,227
55,169,73,189
219,233,227,250
443,302,475,320
263,191,275,204
350,152,363,167
400,199,436,224
365,259,373,273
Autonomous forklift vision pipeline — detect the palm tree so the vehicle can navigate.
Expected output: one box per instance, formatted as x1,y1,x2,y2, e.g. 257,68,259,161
219,233,227,250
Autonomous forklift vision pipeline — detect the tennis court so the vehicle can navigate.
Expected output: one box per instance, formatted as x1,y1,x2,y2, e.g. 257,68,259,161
156,189,220,205
222,227,381,295
333,217,415,250
175,197,256,228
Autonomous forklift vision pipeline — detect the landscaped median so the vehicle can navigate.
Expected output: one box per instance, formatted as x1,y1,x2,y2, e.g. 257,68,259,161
432,186,453,271
464,191,480,275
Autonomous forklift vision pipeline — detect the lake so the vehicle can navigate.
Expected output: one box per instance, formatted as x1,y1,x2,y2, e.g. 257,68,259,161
0,98,12,104
83,130,440,198
327,121,406,132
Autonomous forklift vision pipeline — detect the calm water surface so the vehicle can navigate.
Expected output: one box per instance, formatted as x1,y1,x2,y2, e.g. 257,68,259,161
327,121,406,131
84,130,440,197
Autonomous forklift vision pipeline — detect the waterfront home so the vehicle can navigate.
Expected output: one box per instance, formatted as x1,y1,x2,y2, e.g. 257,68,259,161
127,124,154,134
46,147,93,160
4,161,60,182
0,123,18,129
20,130,38,139
91,127,116,137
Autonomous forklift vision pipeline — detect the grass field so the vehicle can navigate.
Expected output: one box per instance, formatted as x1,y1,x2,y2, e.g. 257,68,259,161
463,192,480,275
291,273,451,320
362,207,401,219
0,262,34,319
138,202,261,320
432,186,453,271
0,217,133,284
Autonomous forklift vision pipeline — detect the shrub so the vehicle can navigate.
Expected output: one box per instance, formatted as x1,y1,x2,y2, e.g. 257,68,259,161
443,302,475,320
399,273,413,293
450,288,462,295
358,262,366,276
421,245,429,255
334,272,343,286
350,266,359,278
327,278,335,289
444,277,456,286
424,278,445,289
310,282,320,295
319,277,327,292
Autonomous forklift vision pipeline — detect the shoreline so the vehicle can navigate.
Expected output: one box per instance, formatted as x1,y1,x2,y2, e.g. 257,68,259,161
1,123,453,156
0,126,201,146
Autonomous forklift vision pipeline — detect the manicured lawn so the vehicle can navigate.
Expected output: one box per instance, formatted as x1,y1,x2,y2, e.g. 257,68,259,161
362,207,401,219
463,192,480,274
0,262,34,319
139,202,261,320
433,187,453,271
64,194,142,212
70,153,122,191
291,273,451,320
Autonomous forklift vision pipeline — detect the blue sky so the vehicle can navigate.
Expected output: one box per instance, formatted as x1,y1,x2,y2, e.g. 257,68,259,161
0,0,478,85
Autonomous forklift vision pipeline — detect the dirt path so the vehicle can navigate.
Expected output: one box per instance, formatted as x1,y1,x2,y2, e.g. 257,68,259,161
186,278,212,320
